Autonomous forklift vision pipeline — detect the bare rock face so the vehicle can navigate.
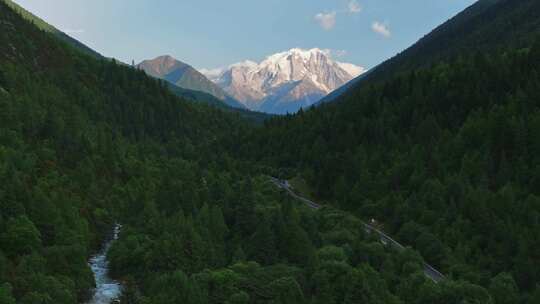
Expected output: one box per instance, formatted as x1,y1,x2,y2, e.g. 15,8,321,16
137,56,246,109
138,55,185,79
201,48,365,114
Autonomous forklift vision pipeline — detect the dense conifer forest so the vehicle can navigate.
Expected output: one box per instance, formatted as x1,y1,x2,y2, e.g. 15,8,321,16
241,1,540,302
1,0,539,303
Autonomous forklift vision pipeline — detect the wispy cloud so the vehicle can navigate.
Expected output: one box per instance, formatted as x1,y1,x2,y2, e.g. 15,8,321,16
333,49,348,57
348,0,362,13
318,49,348,58
314,12,337,30
372,21,391,38
315,1,363,30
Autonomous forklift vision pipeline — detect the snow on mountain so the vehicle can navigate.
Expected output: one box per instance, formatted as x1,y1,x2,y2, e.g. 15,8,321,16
200,48,366,114
198,67,225,82
337,62,366,77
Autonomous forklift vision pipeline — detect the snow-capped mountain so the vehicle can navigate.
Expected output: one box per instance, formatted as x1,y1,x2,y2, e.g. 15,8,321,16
200,48,366,114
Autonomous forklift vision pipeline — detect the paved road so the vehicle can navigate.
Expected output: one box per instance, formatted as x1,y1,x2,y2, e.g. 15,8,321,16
270,177,446,283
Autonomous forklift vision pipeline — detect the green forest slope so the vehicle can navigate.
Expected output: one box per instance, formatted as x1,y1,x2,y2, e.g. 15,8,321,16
1,0,540,303
362,0,540,84
2,0,103,59
241,0,540,302
0,2,496,304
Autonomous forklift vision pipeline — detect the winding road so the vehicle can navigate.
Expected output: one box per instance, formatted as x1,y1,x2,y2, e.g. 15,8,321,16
270,177,446,283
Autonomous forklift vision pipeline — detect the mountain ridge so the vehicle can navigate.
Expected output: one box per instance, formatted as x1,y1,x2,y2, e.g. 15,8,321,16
2,0,103,59
202,48,365,114
137,55,246,109
321,0,540,103
364,0,537,81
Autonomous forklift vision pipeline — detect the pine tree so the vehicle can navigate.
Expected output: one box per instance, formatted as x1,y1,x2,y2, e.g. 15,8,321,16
0,283,15,304
210,206,229,267
269,277,305,304
489,272,520,304
0,216,41,257
248,216,277,265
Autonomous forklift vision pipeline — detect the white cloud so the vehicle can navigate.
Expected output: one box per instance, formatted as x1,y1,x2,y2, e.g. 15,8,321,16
319,49,347,58
372,21,391,38
314,12,337,30
333,49,348,57
348,0,362,13
314,1,362,30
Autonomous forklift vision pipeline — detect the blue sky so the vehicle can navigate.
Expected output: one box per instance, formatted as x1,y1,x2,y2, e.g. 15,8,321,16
13,0,476,70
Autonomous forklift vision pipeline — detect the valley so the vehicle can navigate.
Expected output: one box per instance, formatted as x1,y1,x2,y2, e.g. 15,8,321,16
0,0,539,303
86,225,122,304
271,177,445,283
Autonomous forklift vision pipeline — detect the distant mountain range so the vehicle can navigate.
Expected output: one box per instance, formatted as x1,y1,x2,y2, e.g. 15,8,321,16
201,48,365,114
137,56,246,109
1,0,266,121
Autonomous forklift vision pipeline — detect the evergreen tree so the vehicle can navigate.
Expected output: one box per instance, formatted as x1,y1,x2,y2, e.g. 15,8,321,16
489,273,520,304
269,277,305,304
1,216,41,257
248,216,277,265
0,283,15,304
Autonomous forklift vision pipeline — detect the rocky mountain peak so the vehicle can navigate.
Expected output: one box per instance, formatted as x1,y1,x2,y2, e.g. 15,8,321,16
201,48,365,114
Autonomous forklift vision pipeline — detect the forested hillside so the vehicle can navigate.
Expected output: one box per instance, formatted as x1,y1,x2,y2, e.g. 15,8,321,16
241,1,540,302
2,0,102,59
165,83,271,124
361,0,540,84
0,1,246,302
0,2,497,304
2,0,540,303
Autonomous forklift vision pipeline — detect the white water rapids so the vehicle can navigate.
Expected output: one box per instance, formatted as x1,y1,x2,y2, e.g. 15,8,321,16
86,224,122,304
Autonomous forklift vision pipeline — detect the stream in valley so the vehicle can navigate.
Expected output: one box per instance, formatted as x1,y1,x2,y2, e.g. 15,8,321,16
86,224,122,304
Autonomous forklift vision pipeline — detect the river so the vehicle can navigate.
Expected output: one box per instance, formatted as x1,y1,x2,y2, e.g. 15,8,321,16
86,224,122,304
